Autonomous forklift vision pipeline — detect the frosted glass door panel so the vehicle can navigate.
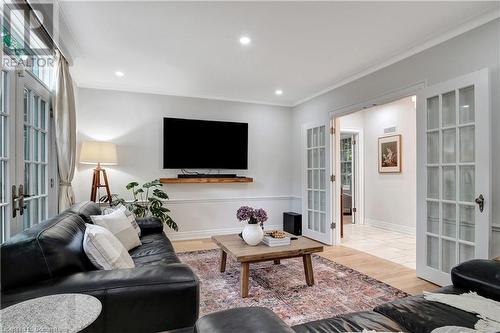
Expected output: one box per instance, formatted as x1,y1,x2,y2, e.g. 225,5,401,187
424,85,478,276
459,86,475,124
303,122,331,244
459,126,475,163
442,129,456,163
442,91,456,126
307,126,327,232
418,69,490,286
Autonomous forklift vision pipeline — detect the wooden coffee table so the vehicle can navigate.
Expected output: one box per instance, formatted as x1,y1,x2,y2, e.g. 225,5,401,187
212,233,324,298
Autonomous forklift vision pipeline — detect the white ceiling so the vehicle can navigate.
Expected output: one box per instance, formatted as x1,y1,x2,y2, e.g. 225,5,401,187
60,1,499,106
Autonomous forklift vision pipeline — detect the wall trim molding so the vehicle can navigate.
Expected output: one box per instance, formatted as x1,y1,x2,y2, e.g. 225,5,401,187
365,218,416,236
294,10,500,107
77,84,293,107
166,224,282,241
165,195,300,205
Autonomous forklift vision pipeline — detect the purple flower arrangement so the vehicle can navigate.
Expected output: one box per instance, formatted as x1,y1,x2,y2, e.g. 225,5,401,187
236,206,268,225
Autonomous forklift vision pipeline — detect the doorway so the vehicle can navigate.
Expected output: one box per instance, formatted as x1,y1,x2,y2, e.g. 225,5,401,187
337,96,417,269
339,131,361,237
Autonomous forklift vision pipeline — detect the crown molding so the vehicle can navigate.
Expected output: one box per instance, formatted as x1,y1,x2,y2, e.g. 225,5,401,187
292,9,500,107
76,81,293,108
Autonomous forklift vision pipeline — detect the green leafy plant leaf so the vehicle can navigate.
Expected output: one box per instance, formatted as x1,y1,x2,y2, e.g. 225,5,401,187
104,179,177,231
152,188,169,199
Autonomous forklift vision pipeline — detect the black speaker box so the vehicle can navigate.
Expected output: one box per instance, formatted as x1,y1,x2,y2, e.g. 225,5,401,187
283,212,302,236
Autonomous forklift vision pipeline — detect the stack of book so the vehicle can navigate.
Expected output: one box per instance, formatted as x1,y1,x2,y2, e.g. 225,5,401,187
262,235,291,247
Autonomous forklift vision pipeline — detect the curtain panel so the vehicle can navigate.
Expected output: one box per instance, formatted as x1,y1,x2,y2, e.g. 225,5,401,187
53,51,77,211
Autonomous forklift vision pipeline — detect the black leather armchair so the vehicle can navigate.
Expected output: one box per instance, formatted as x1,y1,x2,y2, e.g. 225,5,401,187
1,202,199,333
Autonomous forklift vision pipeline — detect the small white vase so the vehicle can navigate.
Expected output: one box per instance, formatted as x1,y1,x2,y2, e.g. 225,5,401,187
242,223,264,246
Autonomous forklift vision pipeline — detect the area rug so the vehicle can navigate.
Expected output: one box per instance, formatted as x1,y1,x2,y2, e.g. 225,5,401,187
177,249,409,326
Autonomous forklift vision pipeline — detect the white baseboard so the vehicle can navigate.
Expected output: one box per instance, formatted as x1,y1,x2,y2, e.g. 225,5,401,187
365,218,416,235
165,224,282,241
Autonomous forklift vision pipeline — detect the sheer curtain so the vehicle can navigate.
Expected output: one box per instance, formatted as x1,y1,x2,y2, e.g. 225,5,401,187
53,50,77,211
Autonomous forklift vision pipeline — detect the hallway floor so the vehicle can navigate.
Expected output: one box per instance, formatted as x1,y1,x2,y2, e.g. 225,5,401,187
341,224,416,269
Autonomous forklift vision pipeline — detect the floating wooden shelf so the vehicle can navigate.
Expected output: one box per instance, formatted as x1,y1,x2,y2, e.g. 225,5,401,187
160,177,254,184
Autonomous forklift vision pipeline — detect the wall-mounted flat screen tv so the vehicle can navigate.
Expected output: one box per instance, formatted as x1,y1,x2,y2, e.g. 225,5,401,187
163,117,248,169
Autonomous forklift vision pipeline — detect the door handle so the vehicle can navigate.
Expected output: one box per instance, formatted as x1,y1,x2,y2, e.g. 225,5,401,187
475,194,485,213
11,185,27,218
19,185,26,216
11,185,17,218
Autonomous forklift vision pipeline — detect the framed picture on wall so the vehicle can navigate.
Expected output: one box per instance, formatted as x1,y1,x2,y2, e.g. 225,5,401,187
378,134,401,173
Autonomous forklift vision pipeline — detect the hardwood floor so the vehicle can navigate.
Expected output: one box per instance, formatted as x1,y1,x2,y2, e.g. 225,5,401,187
172,238,438,295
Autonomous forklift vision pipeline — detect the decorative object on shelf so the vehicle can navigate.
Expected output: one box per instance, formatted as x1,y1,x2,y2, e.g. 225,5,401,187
378,134,402,173
101,179,178,231
80,141,118,204
236,206,268,245
263,230,291,247
269,230,286,238
263,233,291,247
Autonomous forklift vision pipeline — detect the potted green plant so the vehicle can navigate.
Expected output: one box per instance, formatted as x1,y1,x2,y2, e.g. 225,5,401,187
102,179,178,231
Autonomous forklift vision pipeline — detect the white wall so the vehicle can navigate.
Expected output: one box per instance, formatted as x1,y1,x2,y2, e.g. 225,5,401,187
291,19,500,256
340,97,416,234
74,88,297,240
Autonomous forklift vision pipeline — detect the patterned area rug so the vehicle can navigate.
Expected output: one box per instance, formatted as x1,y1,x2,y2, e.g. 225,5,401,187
178,249,409,326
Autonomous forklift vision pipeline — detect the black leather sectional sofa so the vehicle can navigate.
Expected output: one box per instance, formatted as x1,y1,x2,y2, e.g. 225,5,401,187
2,200,499,333
1,201,199,333
195,259,500,333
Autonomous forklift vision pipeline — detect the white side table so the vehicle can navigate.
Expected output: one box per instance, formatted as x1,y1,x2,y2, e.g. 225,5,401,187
1,294,102,333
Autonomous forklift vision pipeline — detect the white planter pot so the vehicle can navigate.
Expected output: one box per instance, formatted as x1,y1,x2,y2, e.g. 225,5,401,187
242,223,264,246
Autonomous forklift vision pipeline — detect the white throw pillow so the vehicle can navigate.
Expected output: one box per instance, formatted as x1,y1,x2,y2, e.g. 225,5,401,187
83,223,135,270
90,209,142,250
102,204,141,237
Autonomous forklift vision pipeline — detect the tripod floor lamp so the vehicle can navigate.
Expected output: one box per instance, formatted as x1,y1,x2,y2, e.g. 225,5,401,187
80,141,118,204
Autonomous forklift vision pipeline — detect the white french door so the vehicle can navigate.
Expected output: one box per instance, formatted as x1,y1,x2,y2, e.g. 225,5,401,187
416,69,490,286
0,68,55,241
302,121,333,245
0,70,10,241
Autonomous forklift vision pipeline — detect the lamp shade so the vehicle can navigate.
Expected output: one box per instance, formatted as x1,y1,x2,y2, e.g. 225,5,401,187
80,141,118,165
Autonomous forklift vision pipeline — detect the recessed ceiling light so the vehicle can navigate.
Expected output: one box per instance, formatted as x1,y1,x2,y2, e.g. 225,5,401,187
239,36,251,45
275,90,283,95
115,71,125,77
463,105,469,108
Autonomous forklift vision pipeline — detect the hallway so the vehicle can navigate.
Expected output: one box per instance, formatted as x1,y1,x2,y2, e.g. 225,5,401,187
341,224,416,269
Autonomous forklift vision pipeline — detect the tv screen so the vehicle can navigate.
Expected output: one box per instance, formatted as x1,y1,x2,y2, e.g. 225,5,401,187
163,117,248,169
